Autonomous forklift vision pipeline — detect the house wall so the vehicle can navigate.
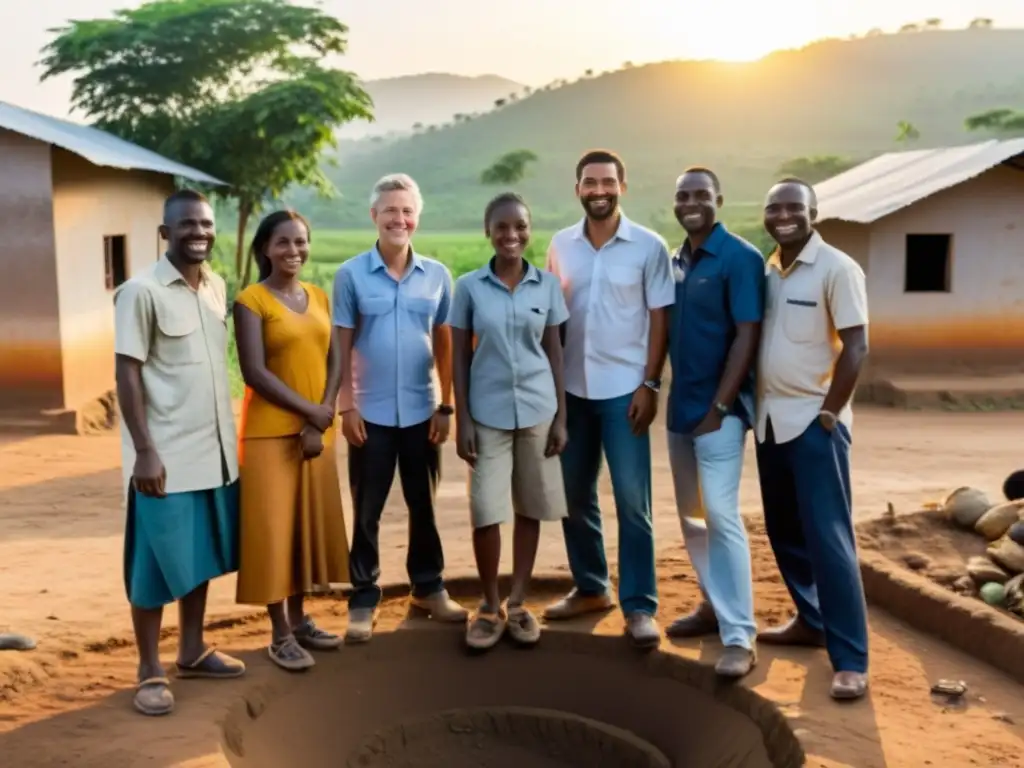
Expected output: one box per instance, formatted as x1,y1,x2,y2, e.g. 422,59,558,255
50,149,173,411
821,165,1024,376
865,165,1024,374
0,129,63,410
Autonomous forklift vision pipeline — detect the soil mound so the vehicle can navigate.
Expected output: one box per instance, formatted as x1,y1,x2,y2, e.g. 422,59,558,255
222,629,802,768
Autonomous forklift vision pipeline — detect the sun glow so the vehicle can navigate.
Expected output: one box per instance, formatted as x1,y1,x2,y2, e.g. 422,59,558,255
654,4,824,63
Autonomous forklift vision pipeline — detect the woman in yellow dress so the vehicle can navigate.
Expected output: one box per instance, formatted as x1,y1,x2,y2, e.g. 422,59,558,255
233,210,349,672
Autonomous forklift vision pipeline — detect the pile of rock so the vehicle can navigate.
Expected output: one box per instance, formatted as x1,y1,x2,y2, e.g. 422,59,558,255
942,487,1024,619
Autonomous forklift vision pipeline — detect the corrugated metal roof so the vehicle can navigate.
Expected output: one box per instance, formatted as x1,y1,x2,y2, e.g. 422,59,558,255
816,138,1024,225
0,101,226,186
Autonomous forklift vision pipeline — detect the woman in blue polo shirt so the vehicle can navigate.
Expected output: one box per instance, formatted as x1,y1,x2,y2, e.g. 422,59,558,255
449,192,570,651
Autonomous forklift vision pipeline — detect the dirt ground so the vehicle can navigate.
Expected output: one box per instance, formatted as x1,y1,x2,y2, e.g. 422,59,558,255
2,406,1024,767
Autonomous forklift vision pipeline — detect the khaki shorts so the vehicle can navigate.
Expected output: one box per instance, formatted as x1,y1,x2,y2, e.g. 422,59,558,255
469,419,568,529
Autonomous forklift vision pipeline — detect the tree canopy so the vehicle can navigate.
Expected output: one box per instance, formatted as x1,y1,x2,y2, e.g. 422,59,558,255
480,149,539,185
965,108,1024,135
776,155,858,184
41,0,374,277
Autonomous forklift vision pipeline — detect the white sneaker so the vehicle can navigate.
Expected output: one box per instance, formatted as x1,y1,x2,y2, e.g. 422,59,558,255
345,607,378,644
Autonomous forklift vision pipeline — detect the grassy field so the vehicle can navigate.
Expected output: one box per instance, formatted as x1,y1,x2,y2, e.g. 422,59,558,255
212,229,554,285
215,222,770,397
214,229,554,397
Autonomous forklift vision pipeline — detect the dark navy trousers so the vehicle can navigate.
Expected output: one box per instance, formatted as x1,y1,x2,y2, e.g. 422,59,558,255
755,418,869,673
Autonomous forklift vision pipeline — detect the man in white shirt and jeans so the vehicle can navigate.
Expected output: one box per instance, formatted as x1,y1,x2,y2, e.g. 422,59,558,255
543,149,675,647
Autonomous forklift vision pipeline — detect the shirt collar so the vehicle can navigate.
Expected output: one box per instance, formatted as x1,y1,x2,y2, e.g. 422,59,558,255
678,222,727,260
370,242,423,273
482,257,541,284
155,253,212,287
767,230,822,275
571,211,634,243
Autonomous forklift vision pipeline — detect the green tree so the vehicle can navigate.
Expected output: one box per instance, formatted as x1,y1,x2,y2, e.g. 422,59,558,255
776,155,858,183
969,18,994,29
965,108,1024,135
480,149,539,185
40,0,373,279
895,120,921,143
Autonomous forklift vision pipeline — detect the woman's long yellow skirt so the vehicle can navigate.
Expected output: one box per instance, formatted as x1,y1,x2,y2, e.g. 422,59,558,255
236,435,349,605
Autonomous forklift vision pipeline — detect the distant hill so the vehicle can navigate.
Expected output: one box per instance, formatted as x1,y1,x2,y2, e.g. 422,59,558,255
300,29,1024,232
339,73,525,139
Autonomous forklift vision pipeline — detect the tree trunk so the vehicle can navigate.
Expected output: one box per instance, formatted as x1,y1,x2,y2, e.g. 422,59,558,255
241,238,256,289
234,200,252,276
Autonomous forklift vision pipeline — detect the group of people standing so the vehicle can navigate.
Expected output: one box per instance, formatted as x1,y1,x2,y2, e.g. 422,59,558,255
114,148,870,718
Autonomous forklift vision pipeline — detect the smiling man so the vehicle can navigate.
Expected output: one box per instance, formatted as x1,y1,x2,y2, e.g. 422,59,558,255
664,168,764,678
332,173,468,644
755,178,871,701
543,149,675,648
114,189,245,718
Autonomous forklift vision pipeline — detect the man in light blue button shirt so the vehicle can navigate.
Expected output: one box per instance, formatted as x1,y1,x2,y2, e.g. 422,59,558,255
332,174,468,642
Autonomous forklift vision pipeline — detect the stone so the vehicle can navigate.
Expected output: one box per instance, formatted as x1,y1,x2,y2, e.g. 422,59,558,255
952,575,978,597
928,564,968,586
1009,521,1024,547
902,552,931,571
980,582,1006,606
942,487,991,530
987,537,1024,575
975,501,1024,541
1004,573,1024,618
966,556,1010,585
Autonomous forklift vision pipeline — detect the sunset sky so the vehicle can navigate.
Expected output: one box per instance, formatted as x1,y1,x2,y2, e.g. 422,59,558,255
3,0,1024,118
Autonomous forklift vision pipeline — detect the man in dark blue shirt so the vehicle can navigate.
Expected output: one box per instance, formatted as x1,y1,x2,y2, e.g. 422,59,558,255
665,167,765,679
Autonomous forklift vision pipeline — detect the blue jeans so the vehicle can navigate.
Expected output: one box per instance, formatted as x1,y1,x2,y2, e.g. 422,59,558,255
756,418,869,674
559,392,657,616
667,416,756,649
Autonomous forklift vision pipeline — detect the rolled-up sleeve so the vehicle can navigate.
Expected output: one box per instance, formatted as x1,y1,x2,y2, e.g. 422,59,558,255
332,265,358,329
547,274,570,326
827,260,869,330
447,276,473,330
113,281,153,363
435,265,453,325
644,238,676,310
728,247,767,325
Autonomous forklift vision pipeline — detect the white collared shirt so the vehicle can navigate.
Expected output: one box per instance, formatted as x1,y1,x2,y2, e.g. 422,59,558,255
545,213,675,400
114,255,238,495
756,231,869,444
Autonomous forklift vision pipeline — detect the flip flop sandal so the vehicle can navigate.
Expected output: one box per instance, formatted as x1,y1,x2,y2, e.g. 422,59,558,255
293,617,343,651
176,647,246,679
465,607,507,651
133,676,174,717
505,604,541,646
268,635,316,672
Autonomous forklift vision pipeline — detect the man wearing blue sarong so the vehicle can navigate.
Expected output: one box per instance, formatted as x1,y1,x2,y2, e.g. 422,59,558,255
114,189,245,717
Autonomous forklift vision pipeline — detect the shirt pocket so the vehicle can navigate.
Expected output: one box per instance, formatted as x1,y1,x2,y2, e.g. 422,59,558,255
687,273,725,315
405,296,436,318
358,296,395,317
602,261,644,308
781,297,820,344
153,301,202,365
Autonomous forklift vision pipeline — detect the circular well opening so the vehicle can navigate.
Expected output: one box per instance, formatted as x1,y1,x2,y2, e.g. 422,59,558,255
222,629,802,768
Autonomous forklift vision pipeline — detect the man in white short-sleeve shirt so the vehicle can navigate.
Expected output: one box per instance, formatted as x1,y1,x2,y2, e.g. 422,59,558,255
542,149,675,648
754,179,871,701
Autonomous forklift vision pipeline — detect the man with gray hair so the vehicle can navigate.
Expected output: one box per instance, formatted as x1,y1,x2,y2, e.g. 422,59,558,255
332,173,467,643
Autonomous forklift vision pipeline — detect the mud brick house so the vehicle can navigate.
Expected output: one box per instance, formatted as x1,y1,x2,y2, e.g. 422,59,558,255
0,101,223,430
814,138,1024,383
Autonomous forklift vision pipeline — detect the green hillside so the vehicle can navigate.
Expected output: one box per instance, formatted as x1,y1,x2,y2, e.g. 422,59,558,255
297,29,1024,232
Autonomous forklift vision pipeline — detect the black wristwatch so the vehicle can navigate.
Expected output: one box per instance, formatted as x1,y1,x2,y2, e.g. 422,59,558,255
436,404,454,416
643,378,661,393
